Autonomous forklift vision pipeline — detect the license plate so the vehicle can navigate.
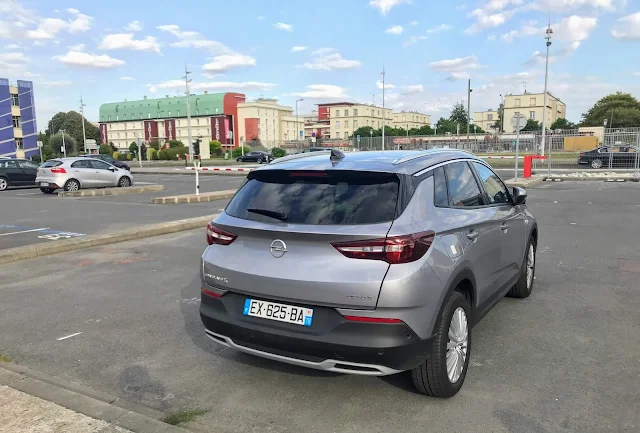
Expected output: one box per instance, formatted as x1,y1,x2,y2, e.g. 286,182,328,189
40,182,49,186
243,299,313,327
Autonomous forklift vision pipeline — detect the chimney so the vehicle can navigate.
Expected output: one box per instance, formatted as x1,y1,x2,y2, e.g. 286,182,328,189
204,91,208,94
143,96,147,100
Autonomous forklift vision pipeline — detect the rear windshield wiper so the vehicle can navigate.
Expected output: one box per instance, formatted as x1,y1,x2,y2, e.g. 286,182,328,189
246,208,288,221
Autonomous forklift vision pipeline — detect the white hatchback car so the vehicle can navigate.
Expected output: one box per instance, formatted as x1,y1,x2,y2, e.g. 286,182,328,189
36,157,133,194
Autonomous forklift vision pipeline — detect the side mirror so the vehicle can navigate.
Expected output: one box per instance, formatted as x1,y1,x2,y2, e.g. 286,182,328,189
108,166,117,172
512,187,527,205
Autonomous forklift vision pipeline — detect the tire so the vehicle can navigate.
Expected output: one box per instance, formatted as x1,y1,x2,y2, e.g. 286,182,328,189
0,177,8,191
40,188,55,194
236,157,242,162
64,179,80,192
507,236,536,299
118,176,131,187
257,158,263,164
591,159,603,169
411,290,471,398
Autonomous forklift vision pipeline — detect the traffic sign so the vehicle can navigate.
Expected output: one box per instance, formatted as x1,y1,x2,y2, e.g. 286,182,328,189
511,114,527,132
356,135,361,142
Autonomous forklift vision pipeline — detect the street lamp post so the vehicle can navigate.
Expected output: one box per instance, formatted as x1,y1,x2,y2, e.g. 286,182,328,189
182,64,194,161
59,129,67,158
499,94,505,133
295,98,304,142
541,21,553,158
80,95,87,153
381,65,386,151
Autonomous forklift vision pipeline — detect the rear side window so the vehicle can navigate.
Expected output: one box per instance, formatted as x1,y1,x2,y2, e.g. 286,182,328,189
433,166,448,207
41,160,62,168
226,170,400,225
444,162,483,207
71,160,92,168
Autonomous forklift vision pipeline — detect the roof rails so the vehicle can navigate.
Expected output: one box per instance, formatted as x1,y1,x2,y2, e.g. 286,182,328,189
269,150,332,165
392,148,473,165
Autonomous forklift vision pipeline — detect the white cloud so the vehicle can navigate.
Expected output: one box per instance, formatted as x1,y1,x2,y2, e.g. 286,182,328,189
534,0,625,12
385,25,404,35
67,8,79,14
377,80,396,89
99,33,162,54
634,72,640,77
487,34,497,40
67,13,91,32
410,20,418,26
611,12,640,39
157,24,230,53
553,15,597,42
291,46,308,52
68,43,85,51
0,52,28,70
290,84,349,99
369,0,412,16
502,20,540,42
257,16,266,20
300,53,361,71
428,55,485,72
125,20,143,32
403,35,427,46
120,76,135,80
4,43,21,49
404,84,424,93
22,8,92,40
274,22,293,31
202,54,256,73
53,51,125,69
427,24,452,33
148,80,275,92
312,47,335,55
41,80,72,87
446,72,471,81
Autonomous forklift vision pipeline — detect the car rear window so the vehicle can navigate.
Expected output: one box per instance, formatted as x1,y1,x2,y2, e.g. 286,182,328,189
225,170,400,225
41,160,63,168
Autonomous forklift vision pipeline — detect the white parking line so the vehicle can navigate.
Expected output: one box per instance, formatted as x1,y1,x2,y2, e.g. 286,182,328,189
16,192,41,196
0,227,49,237
56,332,83,341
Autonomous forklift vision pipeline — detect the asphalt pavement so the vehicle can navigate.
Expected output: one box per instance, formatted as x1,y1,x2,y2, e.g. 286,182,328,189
0,182,638,432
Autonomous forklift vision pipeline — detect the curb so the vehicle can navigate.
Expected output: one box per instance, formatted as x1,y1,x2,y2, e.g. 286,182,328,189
504,176,545,188
0,214,217,265
58,184,164,198
152,190,236,204
544,176,636,182
0,363,191,433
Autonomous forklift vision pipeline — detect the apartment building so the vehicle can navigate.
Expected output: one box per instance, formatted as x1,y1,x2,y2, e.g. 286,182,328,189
317,102,393,139
236,98,304,145
98,92,245,156
473,109,499,132
0,78,37,159
503,92,566,132
392,111,431,130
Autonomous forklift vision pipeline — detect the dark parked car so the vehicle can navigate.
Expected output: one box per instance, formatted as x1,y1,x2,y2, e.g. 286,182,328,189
0,158,40,191
79,154,130,171
236,151,273,164
578,145,639,169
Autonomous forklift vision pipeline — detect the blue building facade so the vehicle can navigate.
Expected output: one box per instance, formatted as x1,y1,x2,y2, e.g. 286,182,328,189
0,78,38,159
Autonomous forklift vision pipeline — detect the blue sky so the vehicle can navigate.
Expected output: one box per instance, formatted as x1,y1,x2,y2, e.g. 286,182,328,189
1,0,639,127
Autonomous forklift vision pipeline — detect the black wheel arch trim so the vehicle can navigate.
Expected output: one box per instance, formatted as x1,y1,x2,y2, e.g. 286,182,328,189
433,266,478,333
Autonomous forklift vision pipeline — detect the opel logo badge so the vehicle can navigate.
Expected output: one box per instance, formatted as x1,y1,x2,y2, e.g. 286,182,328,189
270,239,287,258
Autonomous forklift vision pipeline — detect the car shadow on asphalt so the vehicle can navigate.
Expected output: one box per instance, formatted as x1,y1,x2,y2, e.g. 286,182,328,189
179,275,423,393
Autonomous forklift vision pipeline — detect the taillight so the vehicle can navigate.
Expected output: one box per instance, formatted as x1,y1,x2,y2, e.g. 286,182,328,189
202,287,224,298
579,153,584,158
50,167,66,174
289,171,327,177
331,231,435,264
343,316,403,324
206,222,237,246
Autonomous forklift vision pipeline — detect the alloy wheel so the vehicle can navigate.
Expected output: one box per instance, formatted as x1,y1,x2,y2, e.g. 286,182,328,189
446,307,468,384
526,243,535,289
591,159,603,169
67,181,79,192
0,178,7,191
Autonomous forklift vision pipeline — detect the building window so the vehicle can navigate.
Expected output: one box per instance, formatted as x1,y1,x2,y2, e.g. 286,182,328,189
354,109,358,116
336,120,340,128
11,94,19,106
206,128,209,135
345,120,349,128
12,116,20,127
196,119,200,125
108,115,111,121
15,138,23,149
148,113,151,119
530,98,536,106
116,115,119,121
529,111,535,120
101,116,105,122
196,109,200,115
487,114,493,121
515,99,521,107
117,133,120,138
378,110,380,115
344,109,349,117
354,120,358,128
123,114,127,120
336,110,340,117
168,111,171,117
177,110,180,116
205,108,209,115
177,120,181,127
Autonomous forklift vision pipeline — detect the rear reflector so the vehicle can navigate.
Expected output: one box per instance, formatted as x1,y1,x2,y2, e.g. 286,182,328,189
331,231,435,264
50,167,66,174
206,222,237,246
343,316,403,324
202,287,224,298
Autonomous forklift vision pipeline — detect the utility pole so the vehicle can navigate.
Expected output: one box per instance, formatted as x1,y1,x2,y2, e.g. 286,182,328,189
60,129,67,158
541,20,553,158
183,64,194,161
80,95,87,153
467,79,471,151
296,98,304,143
381,64,385,151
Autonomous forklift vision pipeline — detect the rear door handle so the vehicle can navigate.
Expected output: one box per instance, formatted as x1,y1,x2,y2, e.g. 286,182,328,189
467,231,478,240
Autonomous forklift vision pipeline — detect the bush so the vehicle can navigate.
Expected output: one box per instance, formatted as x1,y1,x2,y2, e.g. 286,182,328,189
99,144,112,155
271,147,286,158
148,148,157,160
209,141,222,158
157,149,168,160
167,139,184,148
113,151,120,160
149,139,160,150
163,147,189,160
126,153,132,161
232,146,251,159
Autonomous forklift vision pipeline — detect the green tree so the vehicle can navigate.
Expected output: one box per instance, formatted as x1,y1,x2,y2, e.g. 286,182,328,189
435,118,459,134
449,101,468,125
46,111,100,146
492,103,504,132
167,139,184,148
271,147,286,158
37,132,50,148
149,139,160,150
99,144,112,155
129,142,138,155
521,119,541,132
353,126,381,137
232,146,252,158
550,118,576,130
581,92,640,128
209,140,222,157
49,133,77,156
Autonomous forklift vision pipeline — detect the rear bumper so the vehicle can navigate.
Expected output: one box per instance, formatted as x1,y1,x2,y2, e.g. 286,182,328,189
199,291,433,375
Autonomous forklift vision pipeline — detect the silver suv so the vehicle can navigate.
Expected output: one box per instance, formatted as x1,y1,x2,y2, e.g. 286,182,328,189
200,149,538,397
